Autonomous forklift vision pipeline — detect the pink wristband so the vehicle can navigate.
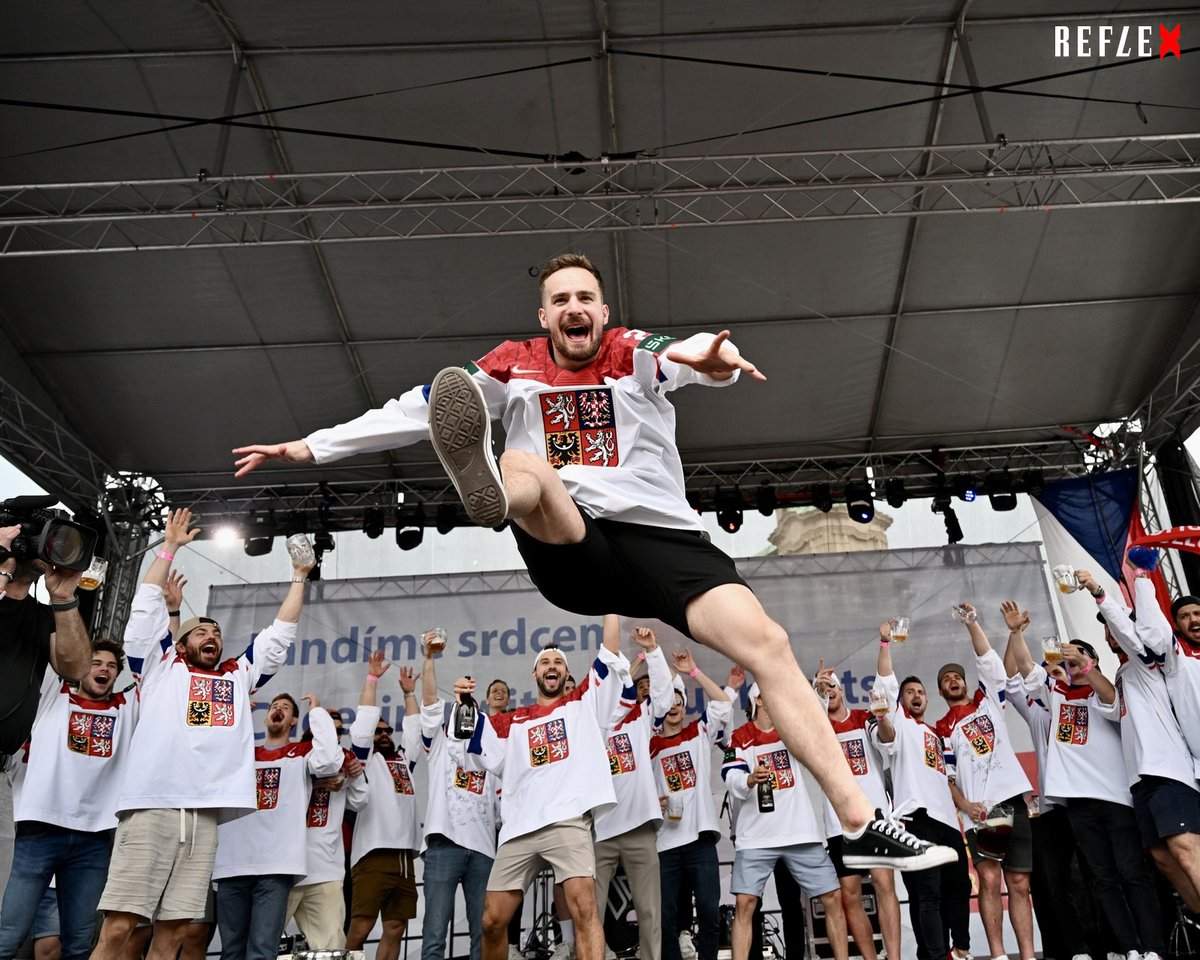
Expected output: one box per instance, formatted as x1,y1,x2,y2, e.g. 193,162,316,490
156,550,175,562
365,675,378,683
688,666,700,679
880,640,890,647
638,652,647,662
1080,660,1094,675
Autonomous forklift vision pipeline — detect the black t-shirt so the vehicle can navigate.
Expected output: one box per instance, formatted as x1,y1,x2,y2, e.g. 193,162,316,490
0,594,54,755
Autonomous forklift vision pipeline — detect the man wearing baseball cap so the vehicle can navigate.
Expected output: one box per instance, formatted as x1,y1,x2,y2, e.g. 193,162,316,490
449,633,634,960
90,507,316,960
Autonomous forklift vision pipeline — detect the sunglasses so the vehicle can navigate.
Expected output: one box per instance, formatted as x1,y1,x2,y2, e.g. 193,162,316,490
376,726,394,735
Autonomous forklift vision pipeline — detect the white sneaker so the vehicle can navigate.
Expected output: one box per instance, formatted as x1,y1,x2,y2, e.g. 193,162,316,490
1141,953,1161,960
1070,955,1092,960
549,943,576,960
605,948,617,960
679,932,697,960
1125,952,1141,960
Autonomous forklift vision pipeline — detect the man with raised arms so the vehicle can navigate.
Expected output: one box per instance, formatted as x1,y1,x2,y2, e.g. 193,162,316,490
447,631,634,960
233,252,948,869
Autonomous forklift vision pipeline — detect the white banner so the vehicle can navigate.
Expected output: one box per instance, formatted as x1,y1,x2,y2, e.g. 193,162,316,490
206,542,1057,753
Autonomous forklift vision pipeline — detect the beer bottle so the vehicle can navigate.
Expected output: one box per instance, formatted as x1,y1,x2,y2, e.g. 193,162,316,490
455,677,478,739
757,775,775,813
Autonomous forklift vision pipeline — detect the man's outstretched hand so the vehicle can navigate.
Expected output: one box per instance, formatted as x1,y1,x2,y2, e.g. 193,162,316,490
232,440,314,478
665,331,766,382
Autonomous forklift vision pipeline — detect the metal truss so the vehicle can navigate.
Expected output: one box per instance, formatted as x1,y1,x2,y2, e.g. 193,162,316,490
0,375,111,511
161,437,1093,533
3,134,1199,255
1118,322,1200,460
0,374,169,637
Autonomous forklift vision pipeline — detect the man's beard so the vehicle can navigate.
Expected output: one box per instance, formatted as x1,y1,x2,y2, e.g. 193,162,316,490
536,676,564,699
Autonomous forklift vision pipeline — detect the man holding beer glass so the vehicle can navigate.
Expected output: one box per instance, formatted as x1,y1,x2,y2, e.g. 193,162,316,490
938,603,1035,960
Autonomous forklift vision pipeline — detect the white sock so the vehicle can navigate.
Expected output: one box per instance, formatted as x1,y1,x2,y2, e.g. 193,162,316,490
559,920,574,944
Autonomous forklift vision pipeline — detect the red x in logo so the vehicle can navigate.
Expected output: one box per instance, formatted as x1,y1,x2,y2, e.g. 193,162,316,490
1160,22,1181,59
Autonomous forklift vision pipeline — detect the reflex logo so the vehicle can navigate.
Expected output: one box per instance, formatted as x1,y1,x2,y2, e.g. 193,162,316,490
1053,23,1181,58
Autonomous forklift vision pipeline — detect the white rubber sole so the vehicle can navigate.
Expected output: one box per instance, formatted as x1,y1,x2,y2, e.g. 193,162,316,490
843,842,959,872
428,367,508,528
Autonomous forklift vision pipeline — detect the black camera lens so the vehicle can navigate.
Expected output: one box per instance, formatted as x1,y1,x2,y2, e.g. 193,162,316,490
38,521,94,570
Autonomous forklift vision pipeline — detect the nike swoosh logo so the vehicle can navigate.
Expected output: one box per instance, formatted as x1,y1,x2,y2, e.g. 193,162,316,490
511,367,540,375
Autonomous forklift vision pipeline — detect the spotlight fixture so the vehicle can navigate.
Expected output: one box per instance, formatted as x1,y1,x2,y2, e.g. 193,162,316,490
715,488,744,534
395,505,425,551
436,504,457,535
686,491,704,515
243,509,275,557
953,475,980,503
845,482,875,525
884,478,907,510
1022,470,1046,498
313,530,335,554
811,484,833,513
243,537,273,557
755,484,777,517
362,507,385,539
943,505,964,544
984,472,1018,512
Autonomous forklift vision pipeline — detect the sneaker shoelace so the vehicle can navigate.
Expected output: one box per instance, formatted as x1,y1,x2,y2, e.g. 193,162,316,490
872,814,927,850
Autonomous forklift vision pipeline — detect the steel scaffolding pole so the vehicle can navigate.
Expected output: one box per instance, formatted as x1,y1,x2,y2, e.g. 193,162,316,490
2,134,1199,255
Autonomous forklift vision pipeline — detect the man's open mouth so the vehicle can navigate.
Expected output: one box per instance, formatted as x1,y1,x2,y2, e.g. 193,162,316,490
564,323,589,342
201,641,218,656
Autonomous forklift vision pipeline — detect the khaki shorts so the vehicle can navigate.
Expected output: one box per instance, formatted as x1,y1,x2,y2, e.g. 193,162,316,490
488,816,595,892
98,808,220,922
350,849,417,923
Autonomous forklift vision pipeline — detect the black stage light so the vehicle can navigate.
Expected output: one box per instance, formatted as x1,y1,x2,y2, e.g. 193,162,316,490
715,489,743,534
755,484,777,517
984,473,1018,512
811,484,833,513
313,530,335,553
362,507,385,539
943,505,964,544
954,475,980,503
1022,470,1046,498
396,505,425,551
845,482,875,524
243,537,273,557
884,478,907,510
243,509,275,557
436,504,457,535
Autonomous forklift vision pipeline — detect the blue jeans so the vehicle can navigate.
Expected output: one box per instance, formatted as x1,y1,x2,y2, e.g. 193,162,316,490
659,836,720,960
421,835,493,960
216,874,294,960
0,821,113,960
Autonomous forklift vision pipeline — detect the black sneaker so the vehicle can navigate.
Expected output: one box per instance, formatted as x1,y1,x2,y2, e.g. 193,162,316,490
841,810,958,872
428,367,507,527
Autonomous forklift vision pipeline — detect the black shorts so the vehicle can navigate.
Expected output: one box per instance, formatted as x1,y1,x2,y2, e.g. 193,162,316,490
511,507,749,638
1131,775,1200,847
824,835,866,879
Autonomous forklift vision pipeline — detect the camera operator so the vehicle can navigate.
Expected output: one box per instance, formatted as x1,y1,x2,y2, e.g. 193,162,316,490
0,523,92,752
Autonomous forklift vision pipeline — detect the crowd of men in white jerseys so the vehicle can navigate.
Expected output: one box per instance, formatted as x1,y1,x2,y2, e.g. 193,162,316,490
8,505,1200,960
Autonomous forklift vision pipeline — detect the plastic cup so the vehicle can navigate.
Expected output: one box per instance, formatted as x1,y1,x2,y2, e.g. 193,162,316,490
1041,636,1064,666
666,794,684,821
425,627,448,655
78,556,107,591
868,690,890,717
891,616,910,643
286,534,316,567
1052,564,1078,594
951,603,977,624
